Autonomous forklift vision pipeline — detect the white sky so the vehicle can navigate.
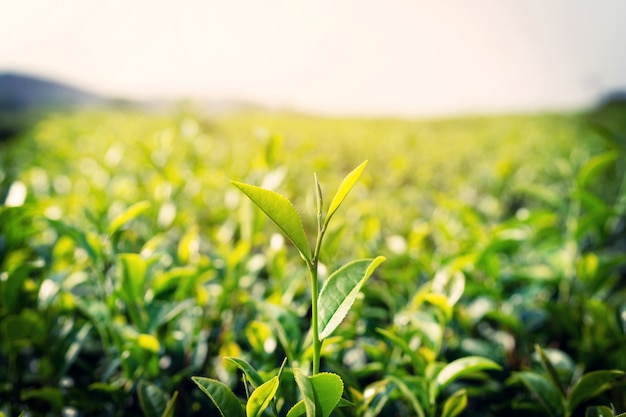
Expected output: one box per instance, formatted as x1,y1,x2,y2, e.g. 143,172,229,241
1,0,626,116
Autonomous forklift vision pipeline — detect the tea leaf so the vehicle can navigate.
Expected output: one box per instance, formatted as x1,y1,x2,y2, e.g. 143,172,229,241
226,357,265,388
232,181,311,262
386,375,426,417
138,380,168,417
576,151,618,189
511,371,564,417
108,200,151,235
162,391,178,417
247,376,279,417
324,160,367,229
290,369,344,417
441,389,468,417
293,368,316,417
191,377,244,417
376,328,425,374
568,370,626,414
586,406,616,417
434,356,501,398
117,253,146,303
535,344,567,397
318,256,385,339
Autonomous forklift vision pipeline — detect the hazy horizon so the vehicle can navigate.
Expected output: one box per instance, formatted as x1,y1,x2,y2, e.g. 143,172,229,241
2,0,626,117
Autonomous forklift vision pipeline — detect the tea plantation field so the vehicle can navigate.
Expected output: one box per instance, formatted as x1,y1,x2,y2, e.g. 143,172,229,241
1,106,625,417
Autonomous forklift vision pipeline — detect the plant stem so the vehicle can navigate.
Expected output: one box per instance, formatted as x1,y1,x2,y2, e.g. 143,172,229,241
309,176,327,375
308,260,321,375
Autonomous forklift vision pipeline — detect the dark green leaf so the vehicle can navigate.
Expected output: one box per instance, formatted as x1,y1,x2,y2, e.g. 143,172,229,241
511,371,564,417
568,370,626,414
138,380,168,417
226,357,265,388
191,376,244,417
586,406,616,417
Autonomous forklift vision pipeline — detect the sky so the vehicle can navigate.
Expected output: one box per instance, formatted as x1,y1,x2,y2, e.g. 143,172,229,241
2,0,626,117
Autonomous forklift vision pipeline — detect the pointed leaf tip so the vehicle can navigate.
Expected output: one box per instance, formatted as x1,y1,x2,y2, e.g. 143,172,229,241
324,160,368,228
232,181,311,262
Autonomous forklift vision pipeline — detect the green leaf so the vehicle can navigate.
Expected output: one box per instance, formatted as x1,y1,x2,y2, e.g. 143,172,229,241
293,368,317,417
286,397,353,417
586,406,616,417
376,328,425,374
434,356,501,398
138,380,168,417
232,181,311,262
577,151,618,189
20,387,63,411
318,256,385,339
535,345,567,397
511,371,564,417
387,375,426,417
191,376,244,417
117,253,146,303
226,357,265,388
568,370,626,414
291,369,344,417
324,160,367,229
162,391,178,417
441,389,468,417
310,372,344,417
247,376,280,417
117,253,147,329
108,200,151,235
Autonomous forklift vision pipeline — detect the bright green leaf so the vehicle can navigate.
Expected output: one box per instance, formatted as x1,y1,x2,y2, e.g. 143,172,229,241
117,253,146,303
138,380,168,417
247,376,279,417
318,256,385,339
191,376,244,417
108,200,151,235
291,369,344,417
568,370,626,414
434,356,501,398
226,357,265,388
441,389,468,417
310,372,344,417
324,160,367,229
232,181,311,262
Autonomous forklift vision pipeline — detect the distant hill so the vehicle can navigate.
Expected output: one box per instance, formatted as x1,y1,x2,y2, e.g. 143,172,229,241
0,72,108,141
0,72,103,112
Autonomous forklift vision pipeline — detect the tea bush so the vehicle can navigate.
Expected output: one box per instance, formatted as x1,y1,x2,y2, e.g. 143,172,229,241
0,107,624,416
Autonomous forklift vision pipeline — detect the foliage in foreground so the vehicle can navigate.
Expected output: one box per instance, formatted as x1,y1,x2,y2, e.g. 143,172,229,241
0,108,625,416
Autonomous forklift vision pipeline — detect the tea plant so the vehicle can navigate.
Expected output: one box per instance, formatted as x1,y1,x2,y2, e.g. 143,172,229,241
192,161,385,417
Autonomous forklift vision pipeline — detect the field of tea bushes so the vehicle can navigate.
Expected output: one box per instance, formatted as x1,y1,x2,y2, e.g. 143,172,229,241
1,106,625,417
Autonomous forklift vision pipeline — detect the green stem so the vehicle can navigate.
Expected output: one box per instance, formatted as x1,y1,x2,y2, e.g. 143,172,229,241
309,191,327,375
309,261,321,375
